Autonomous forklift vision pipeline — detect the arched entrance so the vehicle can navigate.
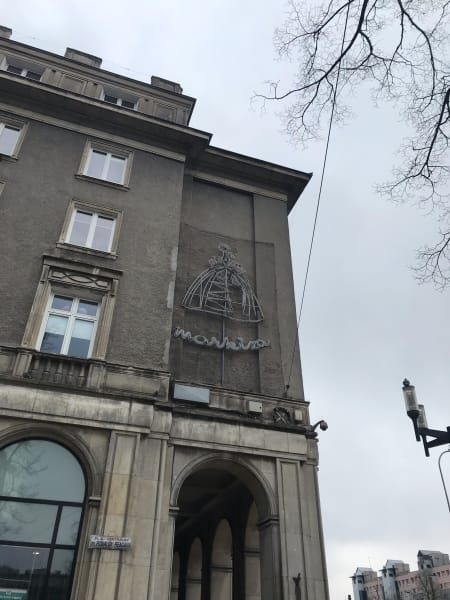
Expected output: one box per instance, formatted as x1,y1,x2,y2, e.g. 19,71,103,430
0,439,86,600
171,459,278,600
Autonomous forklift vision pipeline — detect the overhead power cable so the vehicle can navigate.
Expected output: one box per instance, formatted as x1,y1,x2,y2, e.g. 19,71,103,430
286,2,351,394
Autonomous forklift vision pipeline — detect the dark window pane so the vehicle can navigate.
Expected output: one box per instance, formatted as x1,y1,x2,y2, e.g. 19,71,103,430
56,507,82,545
51,296,73,312
104,94,118,104
85,150,106,179
69,211,92,247
0,440,85,502
66,338,90,358
26,71,41,81
40,333,63,355
40,315,68,354
67,319,93,358
0,501,57,544
91,216,114,251
107,155,126,184
121,99,135,109
0,545,49,598
6,65,22,75
47,549,74,600
77,301,97,316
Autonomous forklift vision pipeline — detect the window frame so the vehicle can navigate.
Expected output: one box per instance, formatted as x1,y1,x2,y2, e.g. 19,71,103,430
59,199,123,257
37,294,100,359
6,64,42,80
0,115,28,159
0,438,86,600
21,257,121,361
101,87,138,110
78,140,133,188
1,57,44,81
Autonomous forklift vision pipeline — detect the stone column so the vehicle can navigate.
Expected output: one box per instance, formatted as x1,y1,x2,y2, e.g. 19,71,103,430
258,516,283,600
170,552,180,600
85,431,139,600
185,538,203,600
245,502,261,600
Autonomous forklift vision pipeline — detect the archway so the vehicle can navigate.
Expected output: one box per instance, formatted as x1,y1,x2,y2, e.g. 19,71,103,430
0,439,86,600
171,459,277,600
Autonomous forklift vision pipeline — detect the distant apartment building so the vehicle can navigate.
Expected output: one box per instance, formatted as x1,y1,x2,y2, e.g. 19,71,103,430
352,551,450,600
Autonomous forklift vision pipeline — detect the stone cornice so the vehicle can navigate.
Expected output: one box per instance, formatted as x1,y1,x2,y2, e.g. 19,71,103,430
0,36,197,118
0,73,211,157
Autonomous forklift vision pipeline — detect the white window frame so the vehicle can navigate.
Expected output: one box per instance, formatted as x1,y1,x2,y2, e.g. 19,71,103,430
20,257,121,361
1,57,43,81
67,209,115,252
0,116,28,158
37,294,99,358
87,148,126,183
101,87,137,110
103,94,136,110
78,141,133,187
6,65,42,80
59,199,123,256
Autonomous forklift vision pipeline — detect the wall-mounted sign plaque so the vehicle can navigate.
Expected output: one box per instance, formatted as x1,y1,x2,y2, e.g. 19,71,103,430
88,535,131,550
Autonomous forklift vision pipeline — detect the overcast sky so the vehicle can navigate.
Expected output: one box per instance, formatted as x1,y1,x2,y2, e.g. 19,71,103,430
3,2,450,599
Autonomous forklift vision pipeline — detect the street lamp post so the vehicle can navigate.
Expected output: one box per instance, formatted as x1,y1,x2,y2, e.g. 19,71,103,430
402,379,450,457
27,551,40,594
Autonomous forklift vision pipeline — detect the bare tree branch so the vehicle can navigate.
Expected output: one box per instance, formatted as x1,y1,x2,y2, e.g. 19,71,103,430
255,0,450,287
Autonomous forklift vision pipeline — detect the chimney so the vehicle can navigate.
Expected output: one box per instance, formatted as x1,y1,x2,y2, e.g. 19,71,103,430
0,26,12,39
151,75,183,94
64,48,102,68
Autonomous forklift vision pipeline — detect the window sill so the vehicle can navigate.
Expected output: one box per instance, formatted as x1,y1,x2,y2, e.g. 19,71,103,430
0,152,18,162
56,242,118,260
75,173,130,190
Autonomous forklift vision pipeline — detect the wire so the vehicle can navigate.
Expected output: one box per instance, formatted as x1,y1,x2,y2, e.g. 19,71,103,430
286,2,351,393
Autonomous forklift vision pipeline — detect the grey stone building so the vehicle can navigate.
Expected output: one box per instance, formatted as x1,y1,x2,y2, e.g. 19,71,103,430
0,26,329,600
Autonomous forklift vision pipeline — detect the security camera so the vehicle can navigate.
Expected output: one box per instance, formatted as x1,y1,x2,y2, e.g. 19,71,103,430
319,420,328,431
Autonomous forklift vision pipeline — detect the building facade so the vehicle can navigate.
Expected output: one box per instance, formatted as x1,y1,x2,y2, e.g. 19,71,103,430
0,27,329,600
352,552,450,600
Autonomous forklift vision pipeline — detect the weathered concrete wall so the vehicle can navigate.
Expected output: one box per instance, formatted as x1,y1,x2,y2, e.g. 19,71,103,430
169,177,304,399
0,117,184,370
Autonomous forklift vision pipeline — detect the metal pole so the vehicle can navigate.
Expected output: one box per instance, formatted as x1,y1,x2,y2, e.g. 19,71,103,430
220,317,225,385
438,448,450,514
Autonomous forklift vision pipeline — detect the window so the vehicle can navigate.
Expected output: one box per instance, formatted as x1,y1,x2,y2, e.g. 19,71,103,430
0,122,22,155
21,256,121,361
101,86,137,110
59,200,122,255
80,142,132,186
6,63,42,80
39,294,99,358
67,209,116,252
104,93,136,110
86,148,126,184
0,439,85,600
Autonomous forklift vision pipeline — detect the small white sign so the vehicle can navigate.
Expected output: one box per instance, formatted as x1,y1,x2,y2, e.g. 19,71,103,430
173,383,210,404
89,535,131,550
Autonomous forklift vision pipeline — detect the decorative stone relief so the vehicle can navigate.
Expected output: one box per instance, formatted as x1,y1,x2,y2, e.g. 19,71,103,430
49,268,111,290
272,407,292,425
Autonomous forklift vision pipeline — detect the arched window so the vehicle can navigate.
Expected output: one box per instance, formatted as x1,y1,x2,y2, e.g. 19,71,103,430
0,439,86,600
